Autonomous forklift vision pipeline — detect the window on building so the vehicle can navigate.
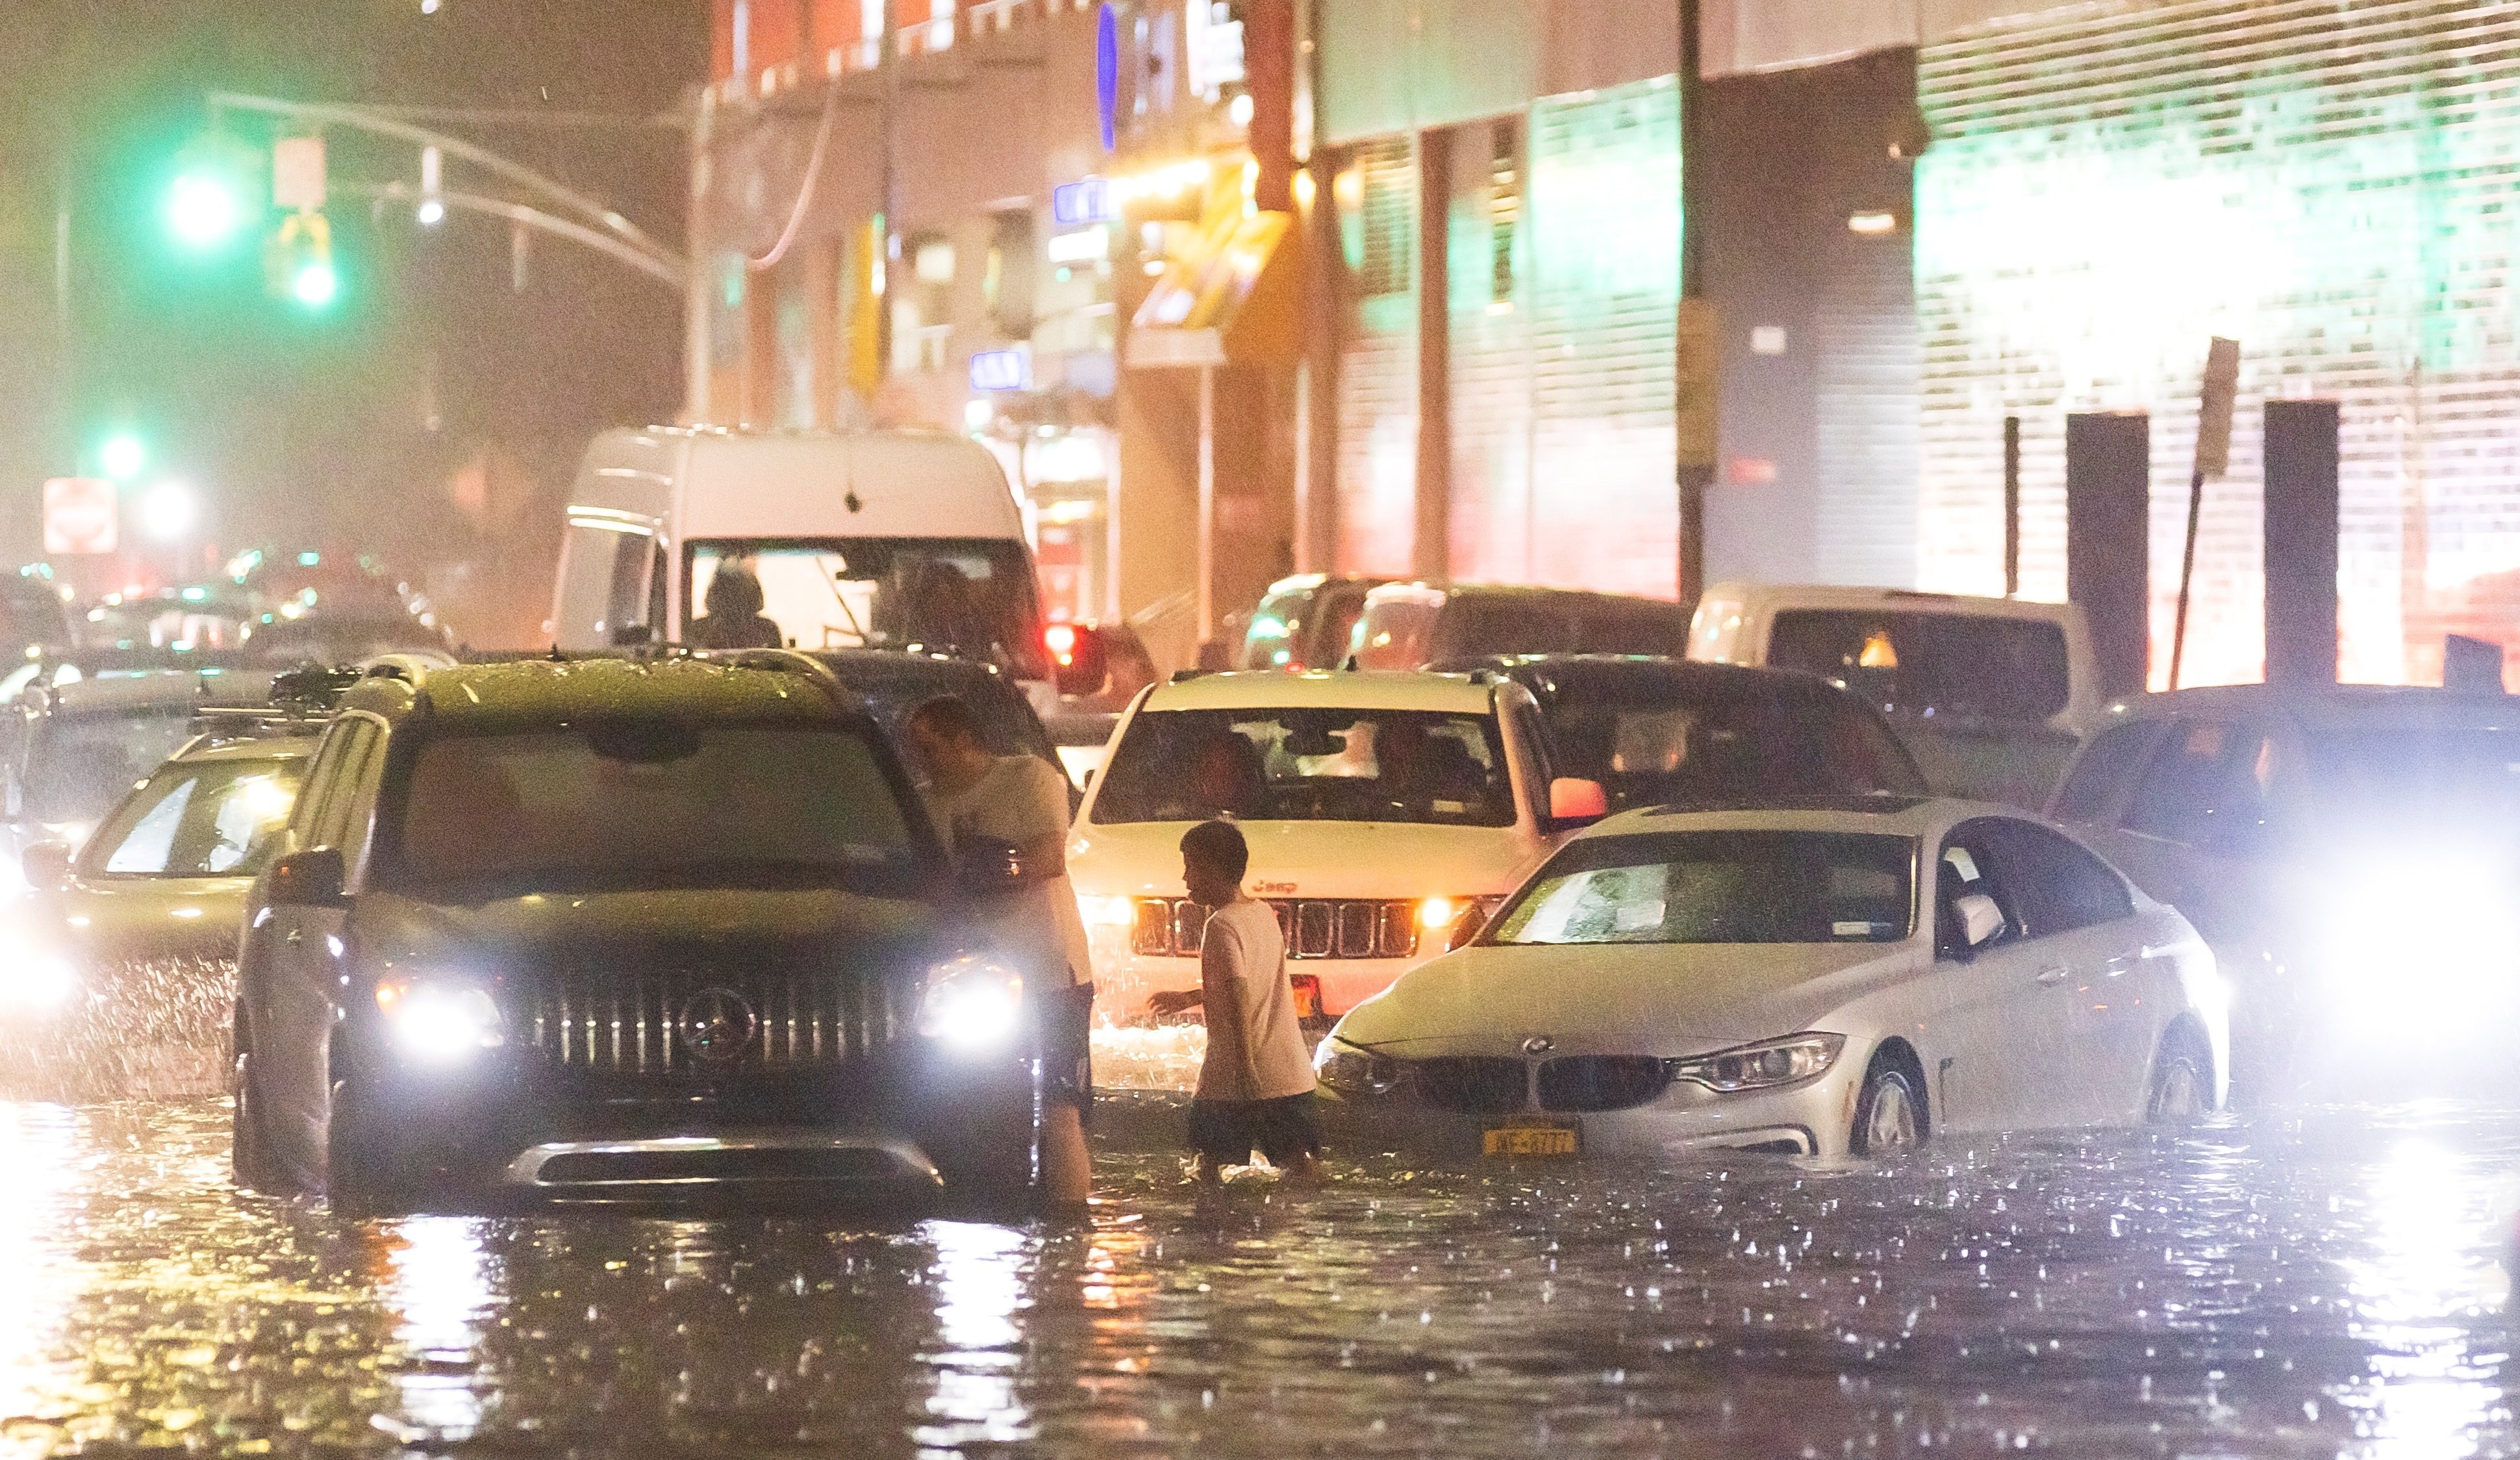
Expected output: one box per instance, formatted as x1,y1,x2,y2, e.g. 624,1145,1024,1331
1351,138,1413,299
1489,117,1520,305
988,209,1037,339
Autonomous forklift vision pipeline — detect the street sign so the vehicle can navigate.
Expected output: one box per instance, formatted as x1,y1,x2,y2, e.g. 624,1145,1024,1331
43,477,118,555
273,135,326,211
2194,335,2241,478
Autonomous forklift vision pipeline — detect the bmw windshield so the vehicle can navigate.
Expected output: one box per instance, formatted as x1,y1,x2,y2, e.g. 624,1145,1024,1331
1489,831,1917,945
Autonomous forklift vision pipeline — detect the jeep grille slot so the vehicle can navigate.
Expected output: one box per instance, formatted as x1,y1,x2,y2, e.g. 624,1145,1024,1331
522,953,900,1072
1128,898,1423,960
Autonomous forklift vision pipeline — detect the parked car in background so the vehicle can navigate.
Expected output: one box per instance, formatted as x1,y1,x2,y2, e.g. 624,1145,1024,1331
1431,655,1927,811
0,573,77,660
1687,584,2104,807
2047,684,2520,1099
1314,796,2224,1159
1,668,276,888
1241,575,1389,670
238,599,459,666
1348,583,1694,670
1068,668,1607,1024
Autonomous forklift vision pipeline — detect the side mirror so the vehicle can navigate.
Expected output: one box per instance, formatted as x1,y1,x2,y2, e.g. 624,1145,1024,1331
1443,901,1489,952
1044,623,1111,698
954,838,1028,897
268,847,347,909
609,622,658,648
1546,777,1609,830
20,841,71,894
1954,892,2005,951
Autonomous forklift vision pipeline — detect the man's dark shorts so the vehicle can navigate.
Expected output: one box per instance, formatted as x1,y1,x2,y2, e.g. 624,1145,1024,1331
1038,981,1096,1116
1188,1092,1323,1167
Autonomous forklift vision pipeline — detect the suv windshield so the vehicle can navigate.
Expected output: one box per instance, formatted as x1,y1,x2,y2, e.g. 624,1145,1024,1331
379,724,918,895
687,538,1046,679
1490,831,1916,945
1092,708,1516,826
1539,686,1922,809
24,707,199,825
1766,610,2070,723
88,756,303,877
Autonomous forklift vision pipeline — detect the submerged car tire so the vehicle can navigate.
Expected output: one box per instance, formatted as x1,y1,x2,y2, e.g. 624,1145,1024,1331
230,1045,288,1195
327,1079,420,1218
1851,1056,1926,1157
2146,1028,2213,1126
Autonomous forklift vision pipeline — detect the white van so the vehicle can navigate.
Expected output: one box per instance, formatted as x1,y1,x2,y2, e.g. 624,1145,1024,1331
549,427,1052,693
1686,583,2104,807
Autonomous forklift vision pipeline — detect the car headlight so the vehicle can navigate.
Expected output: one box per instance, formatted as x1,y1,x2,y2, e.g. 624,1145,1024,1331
1313,1035,1397,1096
1669,1033,1845,1093
0,947,78,1011
918,953,1026,1052
375,977,504,1062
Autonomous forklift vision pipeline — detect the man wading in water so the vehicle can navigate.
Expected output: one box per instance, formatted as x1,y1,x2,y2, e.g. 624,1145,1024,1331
904,696,1094,1209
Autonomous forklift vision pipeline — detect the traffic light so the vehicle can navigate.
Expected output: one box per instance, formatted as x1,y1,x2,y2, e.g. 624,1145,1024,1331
162,135,263,254
266,211,338,310
98,431,146,482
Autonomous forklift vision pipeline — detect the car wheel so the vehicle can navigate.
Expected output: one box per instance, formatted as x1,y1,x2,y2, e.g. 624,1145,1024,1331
230,1044,288,1195
1851,1059,1924,1156
327,1079,416,1218
2147,1031,2211,1126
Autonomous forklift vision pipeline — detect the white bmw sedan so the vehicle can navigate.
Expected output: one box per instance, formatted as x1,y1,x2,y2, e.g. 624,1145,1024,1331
1312,796,2226,1159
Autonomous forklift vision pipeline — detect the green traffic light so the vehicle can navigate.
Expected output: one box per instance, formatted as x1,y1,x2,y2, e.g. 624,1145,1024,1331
166,171,245,250
99,433,146,481
292,259,339,308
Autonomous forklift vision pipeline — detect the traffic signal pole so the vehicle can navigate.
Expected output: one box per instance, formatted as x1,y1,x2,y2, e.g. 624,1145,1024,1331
203,92,685,285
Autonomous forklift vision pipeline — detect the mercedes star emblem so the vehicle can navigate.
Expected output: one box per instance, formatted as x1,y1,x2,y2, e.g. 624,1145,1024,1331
1522,1035,1553,1057
678,988,758,1065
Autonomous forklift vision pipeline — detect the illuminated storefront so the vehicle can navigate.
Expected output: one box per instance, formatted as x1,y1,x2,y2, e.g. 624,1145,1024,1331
1917,0,2520,686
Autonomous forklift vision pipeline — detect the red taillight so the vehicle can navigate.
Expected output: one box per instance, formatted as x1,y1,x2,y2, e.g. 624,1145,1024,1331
1289,974,1324,1022
1044,622,1078,667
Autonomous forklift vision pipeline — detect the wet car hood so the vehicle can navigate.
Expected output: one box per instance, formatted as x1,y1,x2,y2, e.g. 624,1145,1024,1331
1069,818,1543,900
47,875,255,965
1329,938,1925,1056
350,887,944,966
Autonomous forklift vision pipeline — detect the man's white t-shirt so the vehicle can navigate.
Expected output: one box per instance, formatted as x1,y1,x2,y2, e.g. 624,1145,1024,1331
936,755,1093,988
1196,898,1315,1103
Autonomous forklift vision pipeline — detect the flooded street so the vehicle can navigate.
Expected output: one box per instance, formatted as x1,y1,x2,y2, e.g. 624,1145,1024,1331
0,1098,2512,1457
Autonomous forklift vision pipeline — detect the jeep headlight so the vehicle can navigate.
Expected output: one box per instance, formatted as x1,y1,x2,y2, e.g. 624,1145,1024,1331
1669,1033,1845,1093
1313,1035,1397,1096
375,977,504,1063
918,953,1026,1053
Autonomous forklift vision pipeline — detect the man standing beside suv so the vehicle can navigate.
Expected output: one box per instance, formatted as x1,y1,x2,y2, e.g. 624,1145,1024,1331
905,696,1096,1209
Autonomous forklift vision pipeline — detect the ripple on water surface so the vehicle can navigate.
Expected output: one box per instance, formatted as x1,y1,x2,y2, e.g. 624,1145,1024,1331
0,1100,2514,1458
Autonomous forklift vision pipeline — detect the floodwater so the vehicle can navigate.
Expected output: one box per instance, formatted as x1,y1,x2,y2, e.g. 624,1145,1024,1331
0,1098,2514,1458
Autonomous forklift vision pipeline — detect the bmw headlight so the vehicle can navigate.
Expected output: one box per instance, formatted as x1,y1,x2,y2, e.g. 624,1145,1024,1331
918,953,1026,1052
1669,1033,1845,1093
1313,1035,1397,1096
375,977,504,1063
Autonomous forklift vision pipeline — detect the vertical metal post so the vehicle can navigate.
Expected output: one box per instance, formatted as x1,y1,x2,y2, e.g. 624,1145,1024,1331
876,0,898,382
2169,468,2204,690
2002,414,2021,598
1197,364,1217,646
1292,360,1313,575
1675,0,1714,609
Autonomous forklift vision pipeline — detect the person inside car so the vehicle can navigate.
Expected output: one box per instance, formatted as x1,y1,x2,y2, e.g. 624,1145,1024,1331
904,694,1095,1210
689,564,784,650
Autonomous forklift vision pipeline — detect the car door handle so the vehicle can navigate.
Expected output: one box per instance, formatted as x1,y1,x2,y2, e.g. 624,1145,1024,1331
2035,966,2070,985
2102,955,2134,976
284,928,303,947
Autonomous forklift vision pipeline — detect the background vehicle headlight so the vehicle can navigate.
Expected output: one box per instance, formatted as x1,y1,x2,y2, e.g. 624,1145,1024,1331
1669,1033,1845,1093
918,953,1026,1052
375,978,503,1062
0,950,78,1011
1313,1036,1397,1095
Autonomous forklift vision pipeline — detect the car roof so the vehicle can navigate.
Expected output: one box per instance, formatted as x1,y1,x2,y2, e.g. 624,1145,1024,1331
2102,683,2520,731
1365,581,1678,609
37,668,277,715
168,733,320,765
1572,793,2004,840
1703,582,2078,623
342,655,857,730
1432,653,1856,700
809,648,1014,696
1140,668,1499,714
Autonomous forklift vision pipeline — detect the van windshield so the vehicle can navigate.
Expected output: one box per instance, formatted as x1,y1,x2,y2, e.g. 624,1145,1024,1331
686,538,1046,679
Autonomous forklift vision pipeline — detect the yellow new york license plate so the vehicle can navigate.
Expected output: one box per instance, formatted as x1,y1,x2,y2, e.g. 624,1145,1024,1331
1483,1124,1579,1158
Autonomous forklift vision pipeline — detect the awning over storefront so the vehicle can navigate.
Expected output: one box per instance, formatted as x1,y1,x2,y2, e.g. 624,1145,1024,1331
1123,208,1299,371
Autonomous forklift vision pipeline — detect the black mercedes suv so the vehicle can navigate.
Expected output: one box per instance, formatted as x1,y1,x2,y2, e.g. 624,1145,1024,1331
229,654,1042,1213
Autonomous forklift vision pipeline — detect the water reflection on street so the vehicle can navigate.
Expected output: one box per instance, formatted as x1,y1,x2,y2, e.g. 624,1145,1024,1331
0,1099,2515,1457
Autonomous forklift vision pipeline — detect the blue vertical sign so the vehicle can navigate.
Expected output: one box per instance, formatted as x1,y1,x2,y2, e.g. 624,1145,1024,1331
1095,3,1119,153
